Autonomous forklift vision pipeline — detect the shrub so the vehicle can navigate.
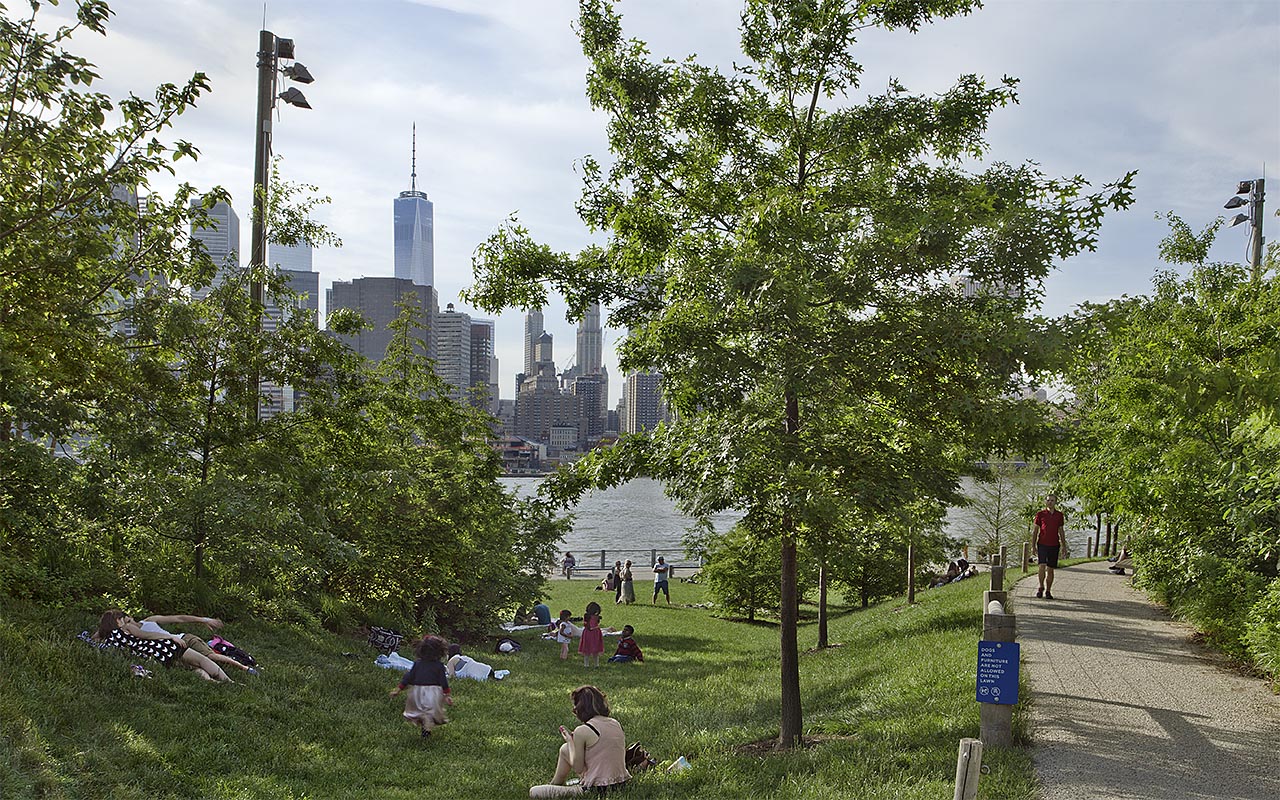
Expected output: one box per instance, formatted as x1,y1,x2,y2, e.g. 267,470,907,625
1244,578,1280,681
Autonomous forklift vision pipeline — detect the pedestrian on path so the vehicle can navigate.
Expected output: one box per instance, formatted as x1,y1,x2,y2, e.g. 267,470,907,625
1033,494,1064,599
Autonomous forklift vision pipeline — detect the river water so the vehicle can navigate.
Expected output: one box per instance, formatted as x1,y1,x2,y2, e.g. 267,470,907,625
502,476,1096,568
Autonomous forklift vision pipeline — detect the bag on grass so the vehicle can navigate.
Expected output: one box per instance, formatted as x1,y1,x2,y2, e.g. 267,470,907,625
208,636,257,667
494,637,522,654
367,626,403,654
625,741,657,773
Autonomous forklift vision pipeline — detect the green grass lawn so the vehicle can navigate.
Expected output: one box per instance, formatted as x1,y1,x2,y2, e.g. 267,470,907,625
0,575,1036,799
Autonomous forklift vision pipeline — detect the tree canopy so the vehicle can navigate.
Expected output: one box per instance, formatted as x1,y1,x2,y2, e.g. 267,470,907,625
467,0,1134,746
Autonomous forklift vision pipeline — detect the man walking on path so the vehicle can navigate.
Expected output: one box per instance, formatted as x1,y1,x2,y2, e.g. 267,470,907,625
652,556,671,604
1033,494,1064,599
1016,561,1280,799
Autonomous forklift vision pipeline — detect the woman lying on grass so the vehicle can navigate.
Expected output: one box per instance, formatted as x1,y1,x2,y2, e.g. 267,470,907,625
93,610,233,682
530,685,630,798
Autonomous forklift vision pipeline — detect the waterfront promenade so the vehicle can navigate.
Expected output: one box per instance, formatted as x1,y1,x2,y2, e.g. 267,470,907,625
1015,560,1280,800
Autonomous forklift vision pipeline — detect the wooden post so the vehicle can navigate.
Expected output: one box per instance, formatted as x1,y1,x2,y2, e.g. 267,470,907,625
907,543,917,604
999,545,1008,572
953,738,983,800
1087,536,1094,559
989,553,1005,592
980,602,1016,748
1021,542,1030,573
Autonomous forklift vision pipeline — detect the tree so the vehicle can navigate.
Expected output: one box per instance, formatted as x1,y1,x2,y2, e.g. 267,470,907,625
466,0,1133,746
961,463,1045,560
1059,215,1279,663
0,0,214,442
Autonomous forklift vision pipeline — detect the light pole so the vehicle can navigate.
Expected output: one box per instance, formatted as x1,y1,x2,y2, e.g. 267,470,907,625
250,30,313,417
1223,178,1266,281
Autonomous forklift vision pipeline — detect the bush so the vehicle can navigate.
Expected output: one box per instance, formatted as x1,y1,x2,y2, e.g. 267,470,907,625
1244,578,1280,680
1174,555,1267,658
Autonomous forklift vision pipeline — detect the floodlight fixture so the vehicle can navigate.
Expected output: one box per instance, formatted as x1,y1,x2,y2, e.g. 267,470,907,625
284,62,314,84
279,87,312,109
274,38,295,60
1229,213,1249,227
1223,196,1247,210
1236,180,1254,195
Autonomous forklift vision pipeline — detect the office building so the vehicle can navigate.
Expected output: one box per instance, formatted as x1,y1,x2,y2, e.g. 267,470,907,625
327,276,437,364
270,242,313,273
576,302,604,375
189,197,240,299
434,303,473,403
523,309,544,375
622,370,666,434
470,319,499,413
393,126,434,287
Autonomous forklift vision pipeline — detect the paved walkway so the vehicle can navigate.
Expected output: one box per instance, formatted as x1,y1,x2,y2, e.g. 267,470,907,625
1013,560,1280,800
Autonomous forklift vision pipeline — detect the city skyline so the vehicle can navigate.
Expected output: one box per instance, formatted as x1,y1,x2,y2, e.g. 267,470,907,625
42,0,1280,402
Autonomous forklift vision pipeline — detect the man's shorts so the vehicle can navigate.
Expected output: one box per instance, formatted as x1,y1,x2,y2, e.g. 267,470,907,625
653,580,669,596
1037,544,1060,569
180,633,214,656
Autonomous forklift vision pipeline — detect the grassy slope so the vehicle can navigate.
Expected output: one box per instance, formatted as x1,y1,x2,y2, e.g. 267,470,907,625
0,576,1035,800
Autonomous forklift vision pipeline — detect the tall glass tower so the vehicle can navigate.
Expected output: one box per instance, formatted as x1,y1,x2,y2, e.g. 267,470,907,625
394,124,434,287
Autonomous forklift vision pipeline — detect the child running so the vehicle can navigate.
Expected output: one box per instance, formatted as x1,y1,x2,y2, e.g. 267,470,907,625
579,601,604,667
389,634,452,739
608,625,644,663
556,609,576,660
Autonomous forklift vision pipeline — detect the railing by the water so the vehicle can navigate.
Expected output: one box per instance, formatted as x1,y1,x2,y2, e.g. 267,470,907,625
554,548,703,579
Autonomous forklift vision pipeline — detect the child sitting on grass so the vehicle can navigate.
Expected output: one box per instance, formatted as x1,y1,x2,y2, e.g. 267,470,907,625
389,635,452,739
556,609,576,660
608,625,644,663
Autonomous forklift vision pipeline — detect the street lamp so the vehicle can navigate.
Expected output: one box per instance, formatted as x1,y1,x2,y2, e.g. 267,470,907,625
1222,177,1266,280
250,30,314,418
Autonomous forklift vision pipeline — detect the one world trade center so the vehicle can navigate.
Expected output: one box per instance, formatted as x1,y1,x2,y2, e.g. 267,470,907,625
394,125,434,287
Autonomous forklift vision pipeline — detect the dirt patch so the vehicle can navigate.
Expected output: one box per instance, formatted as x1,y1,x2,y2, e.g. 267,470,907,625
732,733,858,756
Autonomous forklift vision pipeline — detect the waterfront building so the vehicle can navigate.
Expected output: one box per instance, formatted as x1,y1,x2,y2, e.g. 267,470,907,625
393,126,434,287
327,276,437,364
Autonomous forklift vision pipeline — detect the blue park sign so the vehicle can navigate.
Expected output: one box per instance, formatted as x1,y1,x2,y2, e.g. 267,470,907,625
976,640,1019,705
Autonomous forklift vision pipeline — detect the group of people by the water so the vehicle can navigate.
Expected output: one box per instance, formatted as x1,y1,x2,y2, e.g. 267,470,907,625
585,555,675,605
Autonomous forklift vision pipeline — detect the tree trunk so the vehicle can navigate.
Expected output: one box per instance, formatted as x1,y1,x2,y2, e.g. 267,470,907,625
906,541,916,604
778,390,803,749
860,562,870,608
817,563,828,648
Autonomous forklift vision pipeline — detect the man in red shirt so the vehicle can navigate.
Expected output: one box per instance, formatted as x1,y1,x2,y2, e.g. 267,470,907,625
1033,494,1065,599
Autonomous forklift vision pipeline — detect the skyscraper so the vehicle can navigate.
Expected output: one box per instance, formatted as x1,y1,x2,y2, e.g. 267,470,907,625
622,370,666,434
523,309,544,375
393,125,434,287
270,241,313,273
576,302,603,376
327,277,437,364
470,319,499,413
434,303,473,403
189,197,240,299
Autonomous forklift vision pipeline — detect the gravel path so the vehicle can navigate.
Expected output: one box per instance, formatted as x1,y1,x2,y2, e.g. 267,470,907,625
1013,559,1280,800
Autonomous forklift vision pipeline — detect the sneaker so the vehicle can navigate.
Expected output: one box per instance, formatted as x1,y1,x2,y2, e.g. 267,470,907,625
1045,592,1054,600
247,667,260,676
421,728,431,739
493,669,510,680
1110,567,1125,575
1035,588,1044,598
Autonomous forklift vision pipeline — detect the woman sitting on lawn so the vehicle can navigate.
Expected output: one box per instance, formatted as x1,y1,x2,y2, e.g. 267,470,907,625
530,685,630,798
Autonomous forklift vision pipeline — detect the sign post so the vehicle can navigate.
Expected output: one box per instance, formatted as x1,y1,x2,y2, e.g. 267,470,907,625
978,599,1018,748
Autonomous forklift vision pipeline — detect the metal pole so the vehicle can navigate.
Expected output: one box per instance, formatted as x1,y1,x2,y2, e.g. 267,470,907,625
250,29,276,421
1250,178,1266,281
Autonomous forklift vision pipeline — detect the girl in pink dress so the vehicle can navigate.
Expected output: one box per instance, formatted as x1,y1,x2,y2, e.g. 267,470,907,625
578,601,604,667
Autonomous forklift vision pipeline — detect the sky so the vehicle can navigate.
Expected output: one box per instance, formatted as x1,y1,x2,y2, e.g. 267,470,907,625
33,0,1280,402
